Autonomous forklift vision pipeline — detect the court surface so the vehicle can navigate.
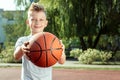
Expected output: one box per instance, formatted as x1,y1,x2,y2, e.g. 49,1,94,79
0,67,120,80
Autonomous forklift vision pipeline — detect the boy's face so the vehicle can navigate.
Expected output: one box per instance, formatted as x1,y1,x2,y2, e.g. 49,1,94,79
27,11,48,34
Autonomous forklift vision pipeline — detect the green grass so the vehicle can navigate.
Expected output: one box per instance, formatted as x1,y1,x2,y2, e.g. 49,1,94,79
92,61,120,65
53,66,120,70
0,61,120,70
53,61,120,70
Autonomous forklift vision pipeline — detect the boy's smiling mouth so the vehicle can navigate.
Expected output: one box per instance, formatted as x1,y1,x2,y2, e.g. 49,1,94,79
34,26,41,28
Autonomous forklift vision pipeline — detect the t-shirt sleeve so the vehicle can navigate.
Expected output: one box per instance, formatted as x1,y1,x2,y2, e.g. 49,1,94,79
15,37,25,49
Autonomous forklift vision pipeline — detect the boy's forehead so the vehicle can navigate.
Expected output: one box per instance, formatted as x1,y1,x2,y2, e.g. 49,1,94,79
28,11,46,18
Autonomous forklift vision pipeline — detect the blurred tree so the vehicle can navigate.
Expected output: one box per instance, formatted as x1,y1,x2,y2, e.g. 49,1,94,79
3,11,26,43
14,0,120,51
42,0,120,50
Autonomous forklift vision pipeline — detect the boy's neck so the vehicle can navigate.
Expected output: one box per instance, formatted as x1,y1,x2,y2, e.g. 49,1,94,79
31,31,44,35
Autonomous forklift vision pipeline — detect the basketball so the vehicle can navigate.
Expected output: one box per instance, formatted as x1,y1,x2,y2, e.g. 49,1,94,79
27,32,63,67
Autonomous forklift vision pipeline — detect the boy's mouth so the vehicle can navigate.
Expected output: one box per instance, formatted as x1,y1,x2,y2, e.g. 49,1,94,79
34,26,41,28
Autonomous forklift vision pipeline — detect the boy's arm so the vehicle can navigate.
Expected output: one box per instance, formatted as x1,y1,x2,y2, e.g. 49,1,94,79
58,44,66,64
14,42,30,60
58,52,66,64
14,46,24,60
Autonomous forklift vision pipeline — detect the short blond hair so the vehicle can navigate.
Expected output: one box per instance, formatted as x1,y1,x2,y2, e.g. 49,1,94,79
28,2,46,17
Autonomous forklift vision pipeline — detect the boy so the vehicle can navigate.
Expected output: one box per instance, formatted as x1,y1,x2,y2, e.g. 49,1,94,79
14,2,66,80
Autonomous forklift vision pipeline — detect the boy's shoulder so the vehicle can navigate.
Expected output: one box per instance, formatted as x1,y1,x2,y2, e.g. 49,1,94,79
17,36,28,40
17,35,31,42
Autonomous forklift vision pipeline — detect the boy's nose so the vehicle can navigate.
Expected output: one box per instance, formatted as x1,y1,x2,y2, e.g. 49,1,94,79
35,20,40,24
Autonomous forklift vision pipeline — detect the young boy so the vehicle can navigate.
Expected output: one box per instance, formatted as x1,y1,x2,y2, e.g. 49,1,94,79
14,2,66,80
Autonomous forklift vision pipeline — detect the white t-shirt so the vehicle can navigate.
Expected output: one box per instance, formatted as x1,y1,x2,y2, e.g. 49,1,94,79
15,35,52,80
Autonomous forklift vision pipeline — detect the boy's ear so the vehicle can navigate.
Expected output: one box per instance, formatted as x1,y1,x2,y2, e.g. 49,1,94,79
26,19,29,24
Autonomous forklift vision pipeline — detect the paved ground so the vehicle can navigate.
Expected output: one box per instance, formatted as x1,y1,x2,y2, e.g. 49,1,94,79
53,69,120,80
0,67,120,80
0,60,120,80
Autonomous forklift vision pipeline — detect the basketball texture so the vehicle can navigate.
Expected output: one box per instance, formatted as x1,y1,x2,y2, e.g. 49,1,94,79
27,32,63,67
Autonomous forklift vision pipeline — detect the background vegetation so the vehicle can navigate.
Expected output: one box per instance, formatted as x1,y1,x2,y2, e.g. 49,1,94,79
0,0,120,64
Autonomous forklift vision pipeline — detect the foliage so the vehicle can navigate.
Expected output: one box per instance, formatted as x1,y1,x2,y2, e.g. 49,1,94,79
14,0,120,51
99,51,112,62
0,46,21,63
70,48,82,58
111,51,120,61
70,48,113,64
3,11,27,49
78,48,100,64
2,11,14,20
61,37,81,57
40,0,120,50
62,37,80,49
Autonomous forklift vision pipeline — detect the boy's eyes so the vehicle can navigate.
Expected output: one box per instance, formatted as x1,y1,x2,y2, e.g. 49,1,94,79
31,18,44,21
31,19,35,21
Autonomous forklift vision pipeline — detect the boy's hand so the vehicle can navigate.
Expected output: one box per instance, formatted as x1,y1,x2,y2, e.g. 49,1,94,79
21,42,30,59
58,40,66,64
14,41,31,60
60,40,65,56
21,42,30,54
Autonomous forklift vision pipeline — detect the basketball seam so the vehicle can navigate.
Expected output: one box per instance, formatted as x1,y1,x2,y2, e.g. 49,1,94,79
30,48,62,52
33,41,43,63
43,33,48,67
50,37,60,61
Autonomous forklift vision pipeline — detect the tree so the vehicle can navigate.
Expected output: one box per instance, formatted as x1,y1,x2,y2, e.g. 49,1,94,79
14,0,120,51
40,0,120,50
3,11,26,43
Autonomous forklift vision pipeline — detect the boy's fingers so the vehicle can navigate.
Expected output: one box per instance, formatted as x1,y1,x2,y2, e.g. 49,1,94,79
21,48,30,55
24,42,29,46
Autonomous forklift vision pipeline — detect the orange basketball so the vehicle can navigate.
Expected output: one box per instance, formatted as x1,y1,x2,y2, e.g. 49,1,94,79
27,32,63,67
